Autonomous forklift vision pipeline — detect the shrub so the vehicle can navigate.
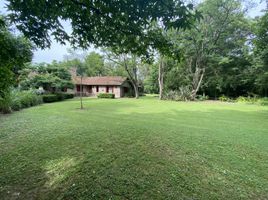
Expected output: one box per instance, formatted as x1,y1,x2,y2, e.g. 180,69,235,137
13,90,42,109
219,95,233,102
124,92,134,98
97,93,115,99
0,91,12,114
196,95,209,101
10,98,21,111
0,90,43,113
64,93,74,99
42,93,74,103
42,94,59,103
236,96,261,104
18,91,42,108
163,87,192,101
257,98,268,106
236,96,248,103
58,93,74,100
163,90,182,101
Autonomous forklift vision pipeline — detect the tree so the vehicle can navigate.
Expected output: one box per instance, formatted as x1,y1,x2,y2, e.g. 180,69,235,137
0,15,33,113
19,63,74,92
76,62,87,109
7,0,197,57
253,12,268,95
105,51,141,98
168,0,250,100
84,52,106,76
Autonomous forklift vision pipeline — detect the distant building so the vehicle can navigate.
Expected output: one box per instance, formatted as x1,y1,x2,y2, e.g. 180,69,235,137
69,68,132,98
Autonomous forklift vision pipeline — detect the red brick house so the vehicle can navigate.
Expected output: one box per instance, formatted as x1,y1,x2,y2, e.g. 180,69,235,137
69,69,131,98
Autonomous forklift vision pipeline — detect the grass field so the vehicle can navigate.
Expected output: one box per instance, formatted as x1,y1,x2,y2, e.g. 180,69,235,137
0,97,268,200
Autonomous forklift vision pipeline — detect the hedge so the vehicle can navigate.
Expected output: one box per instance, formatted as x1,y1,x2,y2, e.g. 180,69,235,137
97,93,115,99
5,90,43,112
42,93,74,103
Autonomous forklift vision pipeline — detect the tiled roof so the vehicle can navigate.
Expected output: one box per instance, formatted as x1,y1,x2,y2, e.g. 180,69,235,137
73,76,128,86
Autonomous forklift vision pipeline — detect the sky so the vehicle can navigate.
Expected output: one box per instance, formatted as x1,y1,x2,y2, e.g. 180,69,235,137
0,0,266,63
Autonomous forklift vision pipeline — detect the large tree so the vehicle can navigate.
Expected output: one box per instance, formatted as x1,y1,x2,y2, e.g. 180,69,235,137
0,15,33,113
168,0,250,100
252,11,268,96
84,52,106,76
7,0,197,57
105,50,142,98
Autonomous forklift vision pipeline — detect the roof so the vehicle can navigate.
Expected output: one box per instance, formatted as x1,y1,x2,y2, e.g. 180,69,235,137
73,76,128,86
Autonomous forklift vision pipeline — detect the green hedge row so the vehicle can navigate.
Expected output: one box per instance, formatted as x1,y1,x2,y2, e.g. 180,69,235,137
42,93,74,103
10,90,43,112
219,95,268,105
97,93,115,99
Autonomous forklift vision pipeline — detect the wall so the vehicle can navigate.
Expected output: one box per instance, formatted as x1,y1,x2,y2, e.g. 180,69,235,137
69,85,125,98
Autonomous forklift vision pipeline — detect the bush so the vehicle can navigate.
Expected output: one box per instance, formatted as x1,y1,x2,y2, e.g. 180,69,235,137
10,98,21,111
58,93,74,100
0,91,12,114
163,90,182,101
97,93,115,99
42,94,59,103
163,87,192,101
63,93,74,99
42,93,74,103
257,98,268,106
18,90,42,108
219,95,234,102
236,96,259,104
196,95,209,101
0,89,43,113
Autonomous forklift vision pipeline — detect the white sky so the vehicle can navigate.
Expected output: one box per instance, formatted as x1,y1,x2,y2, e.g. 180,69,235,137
0,0,266,63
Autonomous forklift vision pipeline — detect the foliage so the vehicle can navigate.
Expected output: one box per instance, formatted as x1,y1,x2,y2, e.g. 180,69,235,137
42,93,74,103
0,90,12,114
0,15,33,113
219,95,233,102
20,63,74,92
257,98,268,106
236,96,268,106
161,0,251,100
16,90,43,108
42,94,60,103
0,89,43,113
252,12,268,96
196,95,209,101
143,63,159,94
7,0,198,57
104,50,142,98
97,93,115,99
84,52,106,76
163,86,192,101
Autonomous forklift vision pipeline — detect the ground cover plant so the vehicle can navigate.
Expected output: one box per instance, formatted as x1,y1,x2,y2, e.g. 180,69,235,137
0,97,267,199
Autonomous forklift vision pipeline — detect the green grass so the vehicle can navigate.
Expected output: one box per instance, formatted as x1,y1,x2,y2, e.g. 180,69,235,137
0,97,268,199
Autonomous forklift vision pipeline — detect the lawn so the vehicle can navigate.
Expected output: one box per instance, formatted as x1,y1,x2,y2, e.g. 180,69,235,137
0,97,268,200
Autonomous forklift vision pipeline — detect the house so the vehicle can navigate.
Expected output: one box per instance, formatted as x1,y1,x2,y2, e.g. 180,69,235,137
69,69,132,98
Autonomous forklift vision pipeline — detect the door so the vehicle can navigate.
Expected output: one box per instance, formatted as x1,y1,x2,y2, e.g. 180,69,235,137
87,86,92,93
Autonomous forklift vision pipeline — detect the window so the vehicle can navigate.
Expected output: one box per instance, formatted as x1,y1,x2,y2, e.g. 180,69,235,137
96,86,99,92
76,85,80,92
106,86,109,93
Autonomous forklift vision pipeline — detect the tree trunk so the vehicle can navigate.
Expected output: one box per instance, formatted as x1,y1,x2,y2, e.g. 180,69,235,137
158,56,164,100
133,83,139,99
80,76,83,109
190,68,205,100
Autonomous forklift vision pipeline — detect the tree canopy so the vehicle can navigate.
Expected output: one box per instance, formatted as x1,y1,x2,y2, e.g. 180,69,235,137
6,0,198,56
